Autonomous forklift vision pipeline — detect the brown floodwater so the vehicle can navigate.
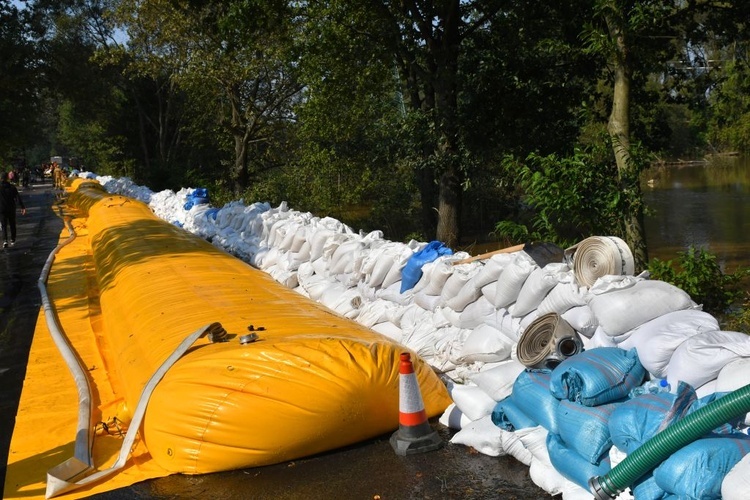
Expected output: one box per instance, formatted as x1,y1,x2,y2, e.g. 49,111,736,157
642,155,750,273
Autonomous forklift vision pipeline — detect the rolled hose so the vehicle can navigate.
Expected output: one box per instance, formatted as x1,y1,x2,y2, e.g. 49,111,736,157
516,313,583,370
589,383,750,499
566,236,635,288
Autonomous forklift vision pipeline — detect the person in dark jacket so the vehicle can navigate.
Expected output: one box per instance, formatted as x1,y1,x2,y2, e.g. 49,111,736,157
0,171,26,248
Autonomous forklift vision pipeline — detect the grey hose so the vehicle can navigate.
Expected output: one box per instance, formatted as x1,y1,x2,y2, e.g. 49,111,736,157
516,312,583,370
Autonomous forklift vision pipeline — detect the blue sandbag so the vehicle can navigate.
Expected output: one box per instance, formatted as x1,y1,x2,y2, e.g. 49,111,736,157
549,347,646,406
511,370,560,434
546,432,611,490
609,382,697,454
491,397,538,431
400,240,452,293
630,473,670,500
556,399,619,464
653,435,750,499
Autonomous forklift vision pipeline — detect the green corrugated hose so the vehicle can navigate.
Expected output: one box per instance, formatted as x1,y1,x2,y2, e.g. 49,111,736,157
589,383,750,499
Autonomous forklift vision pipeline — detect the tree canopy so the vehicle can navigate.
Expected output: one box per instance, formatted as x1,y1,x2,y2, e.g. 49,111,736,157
2,0,749,258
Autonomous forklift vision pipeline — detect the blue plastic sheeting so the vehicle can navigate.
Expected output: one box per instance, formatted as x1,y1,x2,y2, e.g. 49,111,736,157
556,400,619,464
400,240,453,293
609,382,697,455
547,432,611,490
511,370,560,434
549,347,646,406
183,187,210,210
491,397,538,431
654,436,750,499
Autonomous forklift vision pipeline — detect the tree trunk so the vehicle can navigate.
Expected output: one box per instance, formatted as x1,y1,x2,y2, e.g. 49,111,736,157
605,9,648,270
433,0,462,248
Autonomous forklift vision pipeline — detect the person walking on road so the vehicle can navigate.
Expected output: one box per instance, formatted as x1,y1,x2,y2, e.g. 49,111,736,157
0,171,26,248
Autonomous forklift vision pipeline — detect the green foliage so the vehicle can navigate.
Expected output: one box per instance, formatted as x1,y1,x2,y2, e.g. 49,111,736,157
706,58,750,153
648,247,750,316
493,149,623,247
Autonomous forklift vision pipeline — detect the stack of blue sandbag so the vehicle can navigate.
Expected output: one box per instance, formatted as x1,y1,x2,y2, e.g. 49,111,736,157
491,346,750,499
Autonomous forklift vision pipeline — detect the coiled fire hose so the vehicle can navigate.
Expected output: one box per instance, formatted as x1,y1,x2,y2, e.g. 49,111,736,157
516,313,583,370
565,236,635,288
589,383,750,499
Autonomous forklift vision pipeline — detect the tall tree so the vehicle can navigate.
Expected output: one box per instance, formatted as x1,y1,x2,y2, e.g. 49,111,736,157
0,0,41,158
116,0,302,193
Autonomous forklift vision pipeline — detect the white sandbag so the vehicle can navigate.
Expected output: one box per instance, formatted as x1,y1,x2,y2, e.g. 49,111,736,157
716,357,750,426
583,326,618,349
510,263,569,317
617,309,720,378
561,305,598,338
485,308,523,342
667,330,750,390
470,359,526,402
329,238,365,275
418,259,455,295
441,268,473,302
695,379,717,398
369,321,403,342
450,384,498,421
445,280,482,312
481,281,496,303
375,280,412,306
300,273,332,301
493,253,537,308
589,279,695,336
355,300,396,328
529,456,566,496
398,303,433,332
457,324,515,363
722,450,750,500
536,281,589,315
500,428,534,466
457,296,497,329
309,228,334,262
439,402,472,430
449,415,508,457
413,290,444,312
472,252,515,288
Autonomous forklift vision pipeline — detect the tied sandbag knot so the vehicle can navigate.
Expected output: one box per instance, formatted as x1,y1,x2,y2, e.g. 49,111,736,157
517,312,583,370
565,236,634,288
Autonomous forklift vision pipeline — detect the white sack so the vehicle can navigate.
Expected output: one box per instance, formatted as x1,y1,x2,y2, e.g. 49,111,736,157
493,253,537,308
536,281,589,316
617,309,720,378
589,279,695,336
561,305,598,338
667,330,750,390
449,384,498,421
716,357,750,426
457,324,515,363
470,358,526,402
457,296,497,329
510,263,568,318
439,403,472,430
449,415,508,457
722,448,750,500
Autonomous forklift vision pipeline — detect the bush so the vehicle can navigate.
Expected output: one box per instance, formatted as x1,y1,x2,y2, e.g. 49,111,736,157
648,246,750,317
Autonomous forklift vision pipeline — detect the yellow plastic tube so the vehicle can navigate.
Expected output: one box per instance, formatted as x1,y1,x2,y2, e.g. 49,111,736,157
65,179,450,474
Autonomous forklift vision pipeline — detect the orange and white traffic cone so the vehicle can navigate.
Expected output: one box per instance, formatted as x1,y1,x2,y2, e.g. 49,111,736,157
390,352,443,455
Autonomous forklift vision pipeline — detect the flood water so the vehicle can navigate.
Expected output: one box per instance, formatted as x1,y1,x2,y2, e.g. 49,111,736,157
642,155,750,272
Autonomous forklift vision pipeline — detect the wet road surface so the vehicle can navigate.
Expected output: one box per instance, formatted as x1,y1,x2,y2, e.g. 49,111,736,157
0,183,555,499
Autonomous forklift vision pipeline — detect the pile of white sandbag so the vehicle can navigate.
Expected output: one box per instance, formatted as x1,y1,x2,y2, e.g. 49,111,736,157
78,172,750,500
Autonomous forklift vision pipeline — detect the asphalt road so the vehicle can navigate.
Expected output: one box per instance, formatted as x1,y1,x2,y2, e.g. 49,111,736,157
0,182,555,500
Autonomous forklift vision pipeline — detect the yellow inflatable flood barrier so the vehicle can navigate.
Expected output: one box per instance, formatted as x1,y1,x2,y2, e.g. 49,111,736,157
8,178,450,497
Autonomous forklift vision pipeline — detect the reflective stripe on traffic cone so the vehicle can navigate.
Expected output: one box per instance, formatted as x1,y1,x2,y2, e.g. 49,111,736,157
390,352,443,455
